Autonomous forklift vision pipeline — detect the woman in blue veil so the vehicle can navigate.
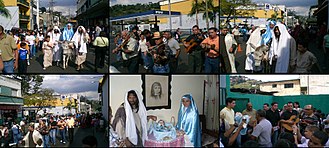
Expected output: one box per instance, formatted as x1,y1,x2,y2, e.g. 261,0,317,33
61,23,74,41
176,94,201,147
261,20,276,46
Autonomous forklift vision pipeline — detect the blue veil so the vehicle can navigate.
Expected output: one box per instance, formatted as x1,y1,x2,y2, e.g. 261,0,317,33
61,23,74,41
176,94,201,147
261,20,276,45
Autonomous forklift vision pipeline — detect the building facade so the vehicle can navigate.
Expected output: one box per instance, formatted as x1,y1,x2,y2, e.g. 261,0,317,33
0,76,23,124
159,0,219,31
300,75,329,95
3,0,31,29
260,79,301,96
76,0,108,27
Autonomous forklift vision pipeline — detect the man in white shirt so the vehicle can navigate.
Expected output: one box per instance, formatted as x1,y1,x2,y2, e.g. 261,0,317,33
220,98,236,125
25,31,36,58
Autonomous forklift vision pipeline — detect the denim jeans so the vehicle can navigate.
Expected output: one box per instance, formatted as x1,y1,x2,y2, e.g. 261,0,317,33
30,45,36,57
141,52,153,69
60,129,66,142
49,129,56,145
204,56,219,73
153,64,170,73
13,133,21,144
43,134,50,148
271,130,279,145
3,59,14,73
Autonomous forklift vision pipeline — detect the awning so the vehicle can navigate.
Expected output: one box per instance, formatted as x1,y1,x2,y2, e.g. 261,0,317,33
110,10,181,22
0,95,23,105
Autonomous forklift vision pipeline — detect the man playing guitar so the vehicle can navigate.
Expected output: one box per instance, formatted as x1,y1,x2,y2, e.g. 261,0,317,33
183,25,204,73
280,102,299,133
201,27,219,73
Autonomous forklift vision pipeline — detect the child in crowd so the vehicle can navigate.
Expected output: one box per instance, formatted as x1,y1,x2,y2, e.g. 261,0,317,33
16,42,30,73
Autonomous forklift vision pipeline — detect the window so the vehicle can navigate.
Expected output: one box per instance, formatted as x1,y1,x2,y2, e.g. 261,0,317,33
272,84,277,88
284,83,294,88
12,89,18,97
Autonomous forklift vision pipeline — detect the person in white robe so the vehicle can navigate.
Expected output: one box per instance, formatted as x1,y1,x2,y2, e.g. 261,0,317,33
71,26,89,71
51,26,62,66
225,31,238,73
245,25,266,72
269,22,297,73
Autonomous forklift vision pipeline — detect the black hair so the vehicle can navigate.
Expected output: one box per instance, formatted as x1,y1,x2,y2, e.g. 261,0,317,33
274,139,294,147
82,135,97,147
142,29,151,36
99,31,106,37
242,140,259,147
192,25,199,29
20,42,26,47
208,27,218,32
225,98,236,105
256,109,266,118
312,131,329,146
297,40,308,49
127,90,139,113
271,102,278,106
287,102,293,105
263,103,269,107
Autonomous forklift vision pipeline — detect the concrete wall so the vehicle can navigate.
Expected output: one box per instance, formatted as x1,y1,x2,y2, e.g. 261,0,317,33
101,76,109,122
0,76,22,97
260,80,300,96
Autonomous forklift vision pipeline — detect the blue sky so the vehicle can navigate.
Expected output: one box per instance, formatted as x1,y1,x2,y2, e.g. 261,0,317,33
41,75,104,100
39,0,77,16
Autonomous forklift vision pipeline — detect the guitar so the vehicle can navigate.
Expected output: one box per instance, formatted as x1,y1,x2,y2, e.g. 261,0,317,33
184,35,203,54
281,115,300,131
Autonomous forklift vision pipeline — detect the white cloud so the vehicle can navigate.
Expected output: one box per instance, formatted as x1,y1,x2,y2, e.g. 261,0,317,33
43,75,61,81
287,6,310,16
110,0,158,6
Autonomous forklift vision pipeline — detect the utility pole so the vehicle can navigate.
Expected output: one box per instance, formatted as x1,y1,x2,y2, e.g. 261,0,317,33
205,0,209,29
168,0,172,32
36,0,39,31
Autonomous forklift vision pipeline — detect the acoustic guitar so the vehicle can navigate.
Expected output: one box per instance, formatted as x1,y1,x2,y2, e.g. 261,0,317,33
184,35,203,54
281,115,300,131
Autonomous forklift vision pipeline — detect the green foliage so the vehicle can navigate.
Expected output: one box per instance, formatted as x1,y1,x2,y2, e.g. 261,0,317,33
23,88,57,112
16,75,44,95
220,0,256,26
0,0,10,18
110,3,160,18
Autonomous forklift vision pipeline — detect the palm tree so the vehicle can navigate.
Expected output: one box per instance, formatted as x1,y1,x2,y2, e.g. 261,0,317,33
189,0,218,29
188,0,202,26
0,0,10,18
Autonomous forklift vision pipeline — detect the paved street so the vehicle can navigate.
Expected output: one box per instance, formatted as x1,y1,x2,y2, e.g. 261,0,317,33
18,47,108,73
18,126,107,147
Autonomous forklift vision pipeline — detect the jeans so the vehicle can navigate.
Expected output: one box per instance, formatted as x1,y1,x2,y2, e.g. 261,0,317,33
141,52,153,69
30,45,36,57
126,56,139,73
204,56,219,73
60,129,66,142
18,59,27,73
153,64,170,73
3,59,14,73
49,129,56,145
13,133,21,144
271,130,279,145
43,134,50,148
169,56,178,73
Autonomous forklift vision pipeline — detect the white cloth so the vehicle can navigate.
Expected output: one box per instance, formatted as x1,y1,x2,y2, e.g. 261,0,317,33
245,28,263,71
26,35,36,45
269,22,296,73
72,26,88,54
22,130,43,147
225,33,237,73
138,38,148,52
124,90,148,146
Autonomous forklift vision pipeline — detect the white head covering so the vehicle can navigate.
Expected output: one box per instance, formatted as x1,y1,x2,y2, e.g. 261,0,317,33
245,28,263,71
269,22,294,73
124,90,148,146
71,26,88,53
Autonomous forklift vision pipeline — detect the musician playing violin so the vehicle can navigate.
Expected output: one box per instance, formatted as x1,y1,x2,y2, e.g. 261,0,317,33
183,25,204,73
300,105,319,136
112,30,139,73
201,27,219,73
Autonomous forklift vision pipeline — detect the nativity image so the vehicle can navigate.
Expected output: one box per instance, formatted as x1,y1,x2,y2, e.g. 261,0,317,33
109,75,219,147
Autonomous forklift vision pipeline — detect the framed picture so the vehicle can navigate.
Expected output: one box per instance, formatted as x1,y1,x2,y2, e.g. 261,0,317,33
142,75,171,110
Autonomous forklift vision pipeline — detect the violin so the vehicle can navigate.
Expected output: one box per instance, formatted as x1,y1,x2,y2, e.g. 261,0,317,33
113,39,129,54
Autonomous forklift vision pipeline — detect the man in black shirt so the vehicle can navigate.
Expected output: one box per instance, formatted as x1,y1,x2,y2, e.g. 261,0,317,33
280,102,299,133
49,117,57,146
184,25,204,73
266,102,281,145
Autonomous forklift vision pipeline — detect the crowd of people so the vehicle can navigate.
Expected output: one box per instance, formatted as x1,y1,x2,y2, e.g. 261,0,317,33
0,23,108,73
220,98,329,147
111,25,219,73
0,112,104,147
220,20,326,73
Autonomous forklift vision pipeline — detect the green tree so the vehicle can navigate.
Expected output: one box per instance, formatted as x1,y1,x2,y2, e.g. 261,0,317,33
0,0,10,18
24,88,57,112
220,0,256,27
188,0,202,26
17,75,44,95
